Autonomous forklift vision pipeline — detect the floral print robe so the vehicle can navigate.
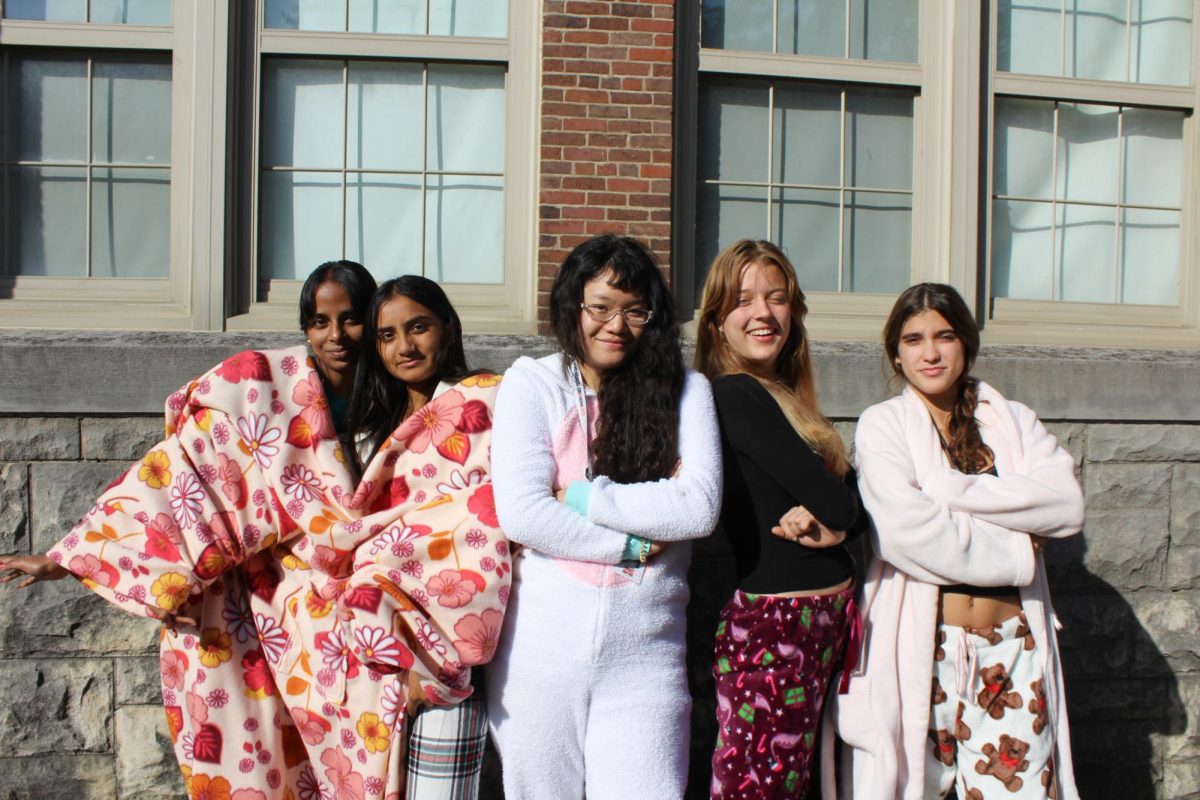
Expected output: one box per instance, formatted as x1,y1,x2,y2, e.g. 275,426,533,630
46,346,510,800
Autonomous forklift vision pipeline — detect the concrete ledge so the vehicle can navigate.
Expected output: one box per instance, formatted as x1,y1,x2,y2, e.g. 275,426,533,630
1,330,1197,420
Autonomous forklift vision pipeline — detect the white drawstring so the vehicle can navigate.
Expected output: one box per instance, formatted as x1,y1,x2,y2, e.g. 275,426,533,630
954,628,978,698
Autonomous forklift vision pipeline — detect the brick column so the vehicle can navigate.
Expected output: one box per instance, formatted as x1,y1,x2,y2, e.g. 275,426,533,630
537,0,675,331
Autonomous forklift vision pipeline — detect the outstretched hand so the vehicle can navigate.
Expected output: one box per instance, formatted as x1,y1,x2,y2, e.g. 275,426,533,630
0,554,69,588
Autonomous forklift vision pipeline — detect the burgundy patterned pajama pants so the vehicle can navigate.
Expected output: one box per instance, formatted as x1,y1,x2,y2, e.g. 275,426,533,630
710,586,853,800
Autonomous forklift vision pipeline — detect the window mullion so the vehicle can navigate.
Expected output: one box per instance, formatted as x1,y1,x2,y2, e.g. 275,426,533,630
1114,107,1126,302
85,56,93,278
838,88,847,293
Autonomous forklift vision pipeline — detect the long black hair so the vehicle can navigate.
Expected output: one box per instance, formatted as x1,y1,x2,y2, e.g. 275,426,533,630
298,260,376,331
883,282,993,474
549,234,684,483
347,276,477,452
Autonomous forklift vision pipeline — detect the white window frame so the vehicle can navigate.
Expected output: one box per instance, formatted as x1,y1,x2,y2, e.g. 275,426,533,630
979,2,1200,347
0,0,231,330
225,0,538,334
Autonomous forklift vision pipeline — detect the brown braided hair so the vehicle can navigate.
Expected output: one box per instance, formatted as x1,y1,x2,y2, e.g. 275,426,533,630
882,283,993,474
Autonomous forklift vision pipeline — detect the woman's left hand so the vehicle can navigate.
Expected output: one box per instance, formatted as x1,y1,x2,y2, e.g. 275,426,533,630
0,554,69,588
771,506,847,549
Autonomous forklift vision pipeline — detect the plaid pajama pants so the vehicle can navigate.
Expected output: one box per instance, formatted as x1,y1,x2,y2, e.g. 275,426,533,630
405,688,488,800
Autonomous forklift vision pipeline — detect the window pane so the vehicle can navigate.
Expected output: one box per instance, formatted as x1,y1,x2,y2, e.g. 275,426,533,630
700,0,774,52
264,0,347,31
695,182,769,305
777,0,844,58
344,173,421,276
4,0,84,21
698,79,769,183
1121,208,1179,305
261,60,344,170
1122,108,1183,207
1131,0,1192,85
90,0,171,25
849,0,918,62
774,188,839,292
427,64,506,173
1056,103,1118,204
993,97,1054,199
348,0,424,34
428,0,506,37
16,57,87,162
1065,0,1127,81
425,175,504,283
347,62,423,171
13,167,87,276
997,0,1061,76
92,58,172,164
91,167,169,277
260,171,342,280
992,199,1054,300
845,89,913,190
773,85,840,186
845,191,910,293
1058,203,1116,302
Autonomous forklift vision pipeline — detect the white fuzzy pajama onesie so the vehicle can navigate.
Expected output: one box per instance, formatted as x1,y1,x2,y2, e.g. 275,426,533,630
486,353,723,800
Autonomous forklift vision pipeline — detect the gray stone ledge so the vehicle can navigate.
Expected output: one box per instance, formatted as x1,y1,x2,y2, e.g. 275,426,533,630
0,659,113,755
1,330,1197,420
81,417,166,461
1088,424,1200,463
0,418,79,461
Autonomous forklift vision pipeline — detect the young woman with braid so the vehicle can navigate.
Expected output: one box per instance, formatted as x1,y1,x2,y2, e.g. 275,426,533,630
694,240,863,800
487,234,723,799
830,283,1084,800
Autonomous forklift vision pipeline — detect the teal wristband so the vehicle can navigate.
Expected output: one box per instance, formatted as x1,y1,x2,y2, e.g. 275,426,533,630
621,535,646,563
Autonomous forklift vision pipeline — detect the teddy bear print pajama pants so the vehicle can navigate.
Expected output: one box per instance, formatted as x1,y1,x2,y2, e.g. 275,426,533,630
926,613,1056,799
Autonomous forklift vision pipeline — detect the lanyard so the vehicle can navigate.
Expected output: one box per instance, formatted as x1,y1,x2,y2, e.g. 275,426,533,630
567,358,593,480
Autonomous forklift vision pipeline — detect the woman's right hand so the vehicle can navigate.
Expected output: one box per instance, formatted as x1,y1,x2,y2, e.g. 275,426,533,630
0,554,69,588
771,506,846,549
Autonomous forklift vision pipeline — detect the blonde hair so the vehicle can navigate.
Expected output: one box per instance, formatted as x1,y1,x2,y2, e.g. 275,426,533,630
695,239,850,477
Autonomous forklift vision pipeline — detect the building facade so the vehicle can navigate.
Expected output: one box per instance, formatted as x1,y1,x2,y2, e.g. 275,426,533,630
0,2,1197,798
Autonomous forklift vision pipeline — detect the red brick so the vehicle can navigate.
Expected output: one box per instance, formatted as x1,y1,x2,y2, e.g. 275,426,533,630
608,148,651,163
617,163,639,177
640,164,671,179
561,59,611,74
543,13,582,28
596,163,617,176
587,133,626,148
622,78,644,91
588,105,630,119
543,73,578,87
564,88,610,103
629,47,672,62
583,222,626,236
540,205,561,220
575,162,596,175
612,60,651,76
542,88,565,102
645,78,673,93
654,33,674,48
606,207,650,221
544,131,587,146
563,30,610,44
590,45,631,61
577,75,601,88
649,208,671,222
588,17,630,31
631,18,673,33
541,160,572,175
606,178,649,193
611,2,655,17
542,219,588,234
607,119,653,134
563,117,607,132
611,91,653,105
629,221,669,236
562,176,607,191
541,190,587,205
649,180,672,194
628,193,670,208
565,1,608,13
543,59,565,72
541,146,563,160
611,31,654,46
542,101,586,116
587,192,625,205
630,133,672,149
599,76,623,90
652,62,673,77
543,29,563,43
562,205,607,220
544,43,588,58
651,148,672,163
562,146,607,161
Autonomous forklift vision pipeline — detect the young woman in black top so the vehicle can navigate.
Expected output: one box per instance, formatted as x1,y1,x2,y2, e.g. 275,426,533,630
695,239,862,800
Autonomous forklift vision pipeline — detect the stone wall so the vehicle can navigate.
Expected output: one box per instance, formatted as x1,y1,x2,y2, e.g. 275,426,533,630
0,334,1196,799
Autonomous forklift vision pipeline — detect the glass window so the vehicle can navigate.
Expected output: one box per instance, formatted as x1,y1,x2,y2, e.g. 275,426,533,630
701,0,918,62
2,52,172,277
264,0,506,37
998,0,1193,85
696,77,913,304
3,0,171,25
991,98,1183,305
259,58,505,284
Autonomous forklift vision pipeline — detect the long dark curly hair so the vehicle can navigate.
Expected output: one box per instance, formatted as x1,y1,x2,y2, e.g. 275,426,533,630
549,234,684,483
883,282,993,474
347,276,479,459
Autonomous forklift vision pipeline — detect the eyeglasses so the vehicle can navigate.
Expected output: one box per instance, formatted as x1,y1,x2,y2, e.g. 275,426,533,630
580,303,654,327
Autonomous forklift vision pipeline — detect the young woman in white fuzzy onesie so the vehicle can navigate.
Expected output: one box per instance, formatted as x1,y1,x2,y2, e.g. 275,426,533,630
487,234,722,800
825,283,1085,800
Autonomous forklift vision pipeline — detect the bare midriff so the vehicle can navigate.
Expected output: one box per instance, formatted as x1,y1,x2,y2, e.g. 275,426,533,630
769,576,853,599
939,590,1022,628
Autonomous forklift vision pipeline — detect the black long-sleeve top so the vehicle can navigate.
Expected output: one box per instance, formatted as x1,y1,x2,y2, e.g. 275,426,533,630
712,373,863,594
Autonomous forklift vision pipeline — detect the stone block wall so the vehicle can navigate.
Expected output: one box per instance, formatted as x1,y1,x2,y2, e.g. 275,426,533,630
1,337,1197,799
